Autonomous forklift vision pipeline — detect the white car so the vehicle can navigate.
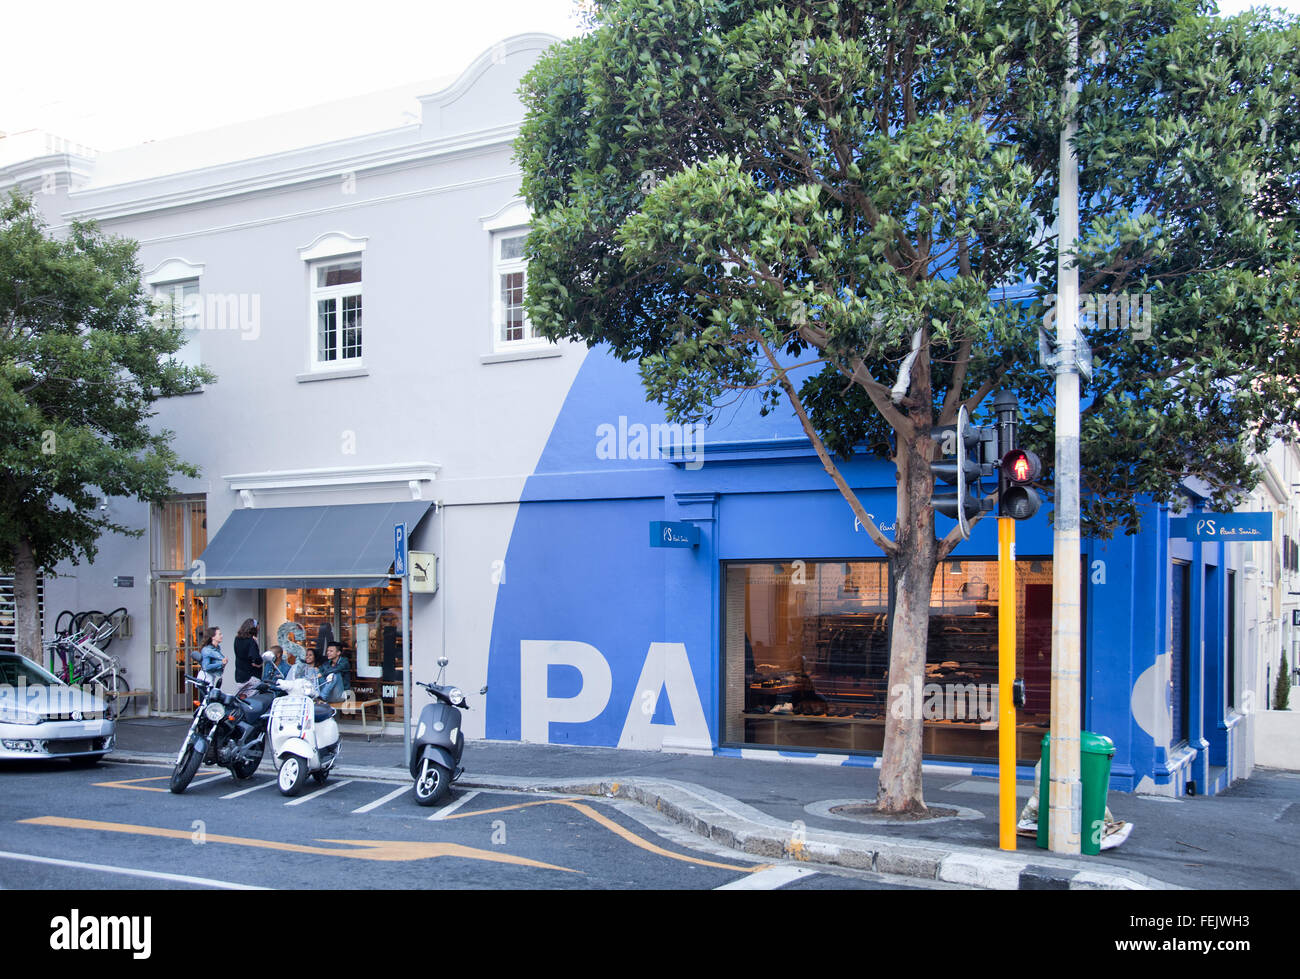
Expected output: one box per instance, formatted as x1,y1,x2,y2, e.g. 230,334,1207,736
0,653,116,766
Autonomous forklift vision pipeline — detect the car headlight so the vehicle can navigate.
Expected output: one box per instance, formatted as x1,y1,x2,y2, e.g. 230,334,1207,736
203,702,226,723
448,688,465,706
0,707,41,726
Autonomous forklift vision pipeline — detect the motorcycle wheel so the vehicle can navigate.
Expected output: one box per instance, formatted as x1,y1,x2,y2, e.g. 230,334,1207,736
170,743,203,794
413,758,451,807
277,754,307,796
231,751,262,780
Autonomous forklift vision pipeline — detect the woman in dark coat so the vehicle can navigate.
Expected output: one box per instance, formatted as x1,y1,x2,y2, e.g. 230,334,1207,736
233,619,261,684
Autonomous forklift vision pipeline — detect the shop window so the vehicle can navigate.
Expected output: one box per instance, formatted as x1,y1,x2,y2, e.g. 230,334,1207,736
310,259,363,368
277,583,408,709
722,557,1059,761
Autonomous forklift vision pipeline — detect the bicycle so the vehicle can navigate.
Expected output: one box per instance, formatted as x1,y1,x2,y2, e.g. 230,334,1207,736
45,614,129,719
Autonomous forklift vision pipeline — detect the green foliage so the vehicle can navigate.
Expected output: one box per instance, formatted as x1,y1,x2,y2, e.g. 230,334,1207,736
1276,650,1292,711
0,191,214,572
517,0,1300,539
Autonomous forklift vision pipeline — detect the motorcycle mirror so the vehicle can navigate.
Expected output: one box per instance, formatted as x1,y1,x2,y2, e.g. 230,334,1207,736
262,651,275,663
437,656,449,668
479,685,489,695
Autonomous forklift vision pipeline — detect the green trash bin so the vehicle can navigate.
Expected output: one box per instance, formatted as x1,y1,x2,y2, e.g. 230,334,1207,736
1036,731,1116,855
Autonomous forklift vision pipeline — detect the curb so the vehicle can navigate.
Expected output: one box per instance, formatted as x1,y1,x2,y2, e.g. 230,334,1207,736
110,751,1173,890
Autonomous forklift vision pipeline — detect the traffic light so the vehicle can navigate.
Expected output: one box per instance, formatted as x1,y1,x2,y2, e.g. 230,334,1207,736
999,447,1042,519
930,405,987,539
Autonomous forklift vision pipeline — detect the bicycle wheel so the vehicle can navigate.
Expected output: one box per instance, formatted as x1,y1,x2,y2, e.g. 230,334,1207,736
98,670,127,718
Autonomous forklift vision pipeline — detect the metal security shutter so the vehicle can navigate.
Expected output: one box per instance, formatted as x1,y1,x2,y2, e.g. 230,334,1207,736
0,576,44,655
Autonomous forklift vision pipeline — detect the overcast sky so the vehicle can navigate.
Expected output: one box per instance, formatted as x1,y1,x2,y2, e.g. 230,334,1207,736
1,0,1295,154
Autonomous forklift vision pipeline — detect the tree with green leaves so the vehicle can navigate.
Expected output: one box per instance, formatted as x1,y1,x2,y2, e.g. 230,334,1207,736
0,191,213,663
517,0,1300,812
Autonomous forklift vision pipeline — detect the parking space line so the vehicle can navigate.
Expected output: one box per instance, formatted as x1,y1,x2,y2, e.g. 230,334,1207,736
715,866,818,890
352,785,411,814
428,790,480,821
221,779,278,800
190,773,229,790
284,779,354,806
0,849,266,889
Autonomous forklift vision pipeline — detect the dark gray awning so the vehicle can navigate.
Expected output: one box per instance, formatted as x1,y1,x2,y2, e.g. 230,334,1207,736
196,501,434,590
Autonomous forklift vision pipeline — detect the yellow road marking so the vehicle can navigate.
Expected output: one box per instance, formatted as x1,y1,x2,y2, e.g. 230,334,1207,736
440,797,584,820
93,775,174,793
20,816,577,872
441,794,769,874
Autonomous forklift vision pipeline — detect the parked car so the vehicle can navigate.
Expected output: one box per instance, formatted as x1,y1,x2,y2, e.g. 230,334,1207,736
0,653,116,766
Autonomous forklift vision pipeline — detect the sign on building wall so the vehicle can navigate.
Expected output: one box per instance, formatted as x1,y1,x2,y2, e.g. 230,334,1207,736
1168,513,1273,541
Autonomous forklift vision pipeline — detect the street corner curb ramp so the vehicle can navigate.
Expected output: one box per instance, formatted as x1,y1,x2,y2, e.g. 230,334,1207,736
459,773,1175,892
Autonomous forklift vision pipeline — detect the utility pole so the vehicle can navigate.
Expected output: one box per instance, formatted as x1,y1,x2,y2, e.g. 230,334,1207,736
1049,21,1083,854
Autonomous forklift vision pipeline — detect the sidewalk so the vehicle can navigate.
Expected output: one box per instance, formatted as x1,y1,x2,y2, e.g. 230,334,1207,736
112,717,1300,890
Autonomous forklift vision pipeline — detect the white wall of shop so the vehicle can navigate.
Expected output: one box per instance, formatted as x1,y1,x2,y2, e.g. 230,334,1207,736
7,34,583,726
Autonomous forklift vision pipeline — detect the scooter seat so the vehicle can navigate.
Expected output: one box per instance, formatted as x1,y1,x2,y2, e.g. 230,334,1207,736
313,702,335,723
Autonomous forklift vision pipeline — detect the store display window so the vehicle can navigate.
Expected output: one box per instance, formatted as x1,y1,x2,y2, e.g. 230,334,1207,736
722,558,1059,761
273,581,408,708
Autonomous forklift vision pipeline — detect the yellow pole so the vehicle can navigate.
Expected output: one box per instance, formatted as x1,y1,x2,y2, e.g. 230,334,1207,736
999,516,1017,851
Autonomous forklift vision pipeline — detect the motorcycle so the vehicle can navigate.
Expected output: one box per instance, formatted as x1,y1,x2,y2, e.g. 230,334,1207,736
170,673,280,793
268,675,341,796
410,657,486,806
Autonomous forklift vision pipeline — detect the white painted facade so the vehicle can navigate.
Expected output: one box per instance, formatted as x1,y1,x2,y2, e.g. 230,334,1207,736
1,34,580,737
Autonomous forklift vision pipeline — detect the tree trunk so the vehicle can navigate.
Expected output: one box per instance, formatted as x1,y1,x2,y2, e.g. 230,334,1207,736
13,537,42,664
877,427,939,814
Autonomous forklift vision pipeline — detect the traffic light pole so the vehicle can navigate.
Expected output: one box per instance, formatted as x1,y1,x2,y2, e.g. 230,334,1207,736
1049,22,1083,855
998,515,1017,851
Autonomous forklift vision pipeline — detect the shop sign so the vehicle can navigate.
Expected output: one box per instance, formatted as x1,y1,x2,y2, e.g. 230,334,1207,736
649,521,699,548
1169,513,1272,542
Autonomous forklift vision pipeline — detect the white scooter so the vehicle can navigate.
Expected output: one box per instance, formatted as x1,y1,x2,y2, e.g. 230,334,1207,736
267,675,341,796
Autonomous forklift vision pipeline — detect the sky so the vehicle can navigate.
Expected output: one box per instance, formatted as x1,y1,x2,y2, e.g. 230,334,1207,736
1,0,585,152
0,0,1295,155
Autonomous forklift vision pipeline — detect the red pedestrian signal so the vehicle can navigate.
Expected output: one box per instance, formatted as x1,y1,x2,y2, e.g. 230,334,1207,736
999,448,1041,519
1000,448,1041,485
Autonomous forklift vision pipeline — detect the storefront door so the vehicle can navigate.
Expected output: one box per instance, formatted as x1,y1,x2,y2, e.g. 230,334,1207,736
152,580,207,713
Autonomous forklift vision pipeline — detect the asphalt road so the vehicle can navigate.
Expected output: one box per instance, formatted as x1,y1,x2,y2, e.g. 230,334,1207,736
0,760,943,890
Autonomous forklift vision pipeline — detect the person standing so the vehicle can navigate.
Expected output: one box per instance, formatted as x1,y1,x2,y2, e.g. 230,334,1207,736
198,626,227,687
233,619,262,685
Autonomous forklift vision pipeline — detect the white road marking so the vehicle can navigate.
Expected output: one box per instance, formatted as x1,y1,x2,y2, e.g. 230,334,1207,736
221,779,278,800
284,779,354,806
428,789,480,821
715,865,818,890
0,849,266,889
190,773,230,789
351,785,411,814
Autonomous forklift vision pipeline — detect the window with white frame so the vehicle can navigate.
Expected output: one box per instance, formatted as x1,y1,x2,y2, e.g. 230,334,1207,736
493,229,536,348
153,278,202,374
311,258,363,367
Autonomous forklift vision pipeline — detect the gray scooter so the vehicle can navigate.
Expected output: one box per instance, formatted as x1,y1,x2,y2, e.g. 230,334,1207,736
410,656,487,806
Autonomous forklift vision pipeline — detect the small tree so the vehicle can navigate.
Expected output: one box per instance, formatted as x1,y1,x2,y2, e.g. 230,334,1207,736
518,1,1300,812
0,191,213,661
1275,650,1292,711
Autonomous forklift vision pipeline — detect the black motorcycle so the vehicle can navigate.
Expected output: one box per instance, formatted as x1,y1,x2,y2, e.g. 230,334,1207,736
170,673,281,793
410,657,487,806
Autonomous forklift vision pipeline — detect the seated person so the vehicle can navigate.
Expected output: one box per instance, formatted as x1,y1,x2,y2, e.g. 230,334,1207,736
286,647,322,695
262,644,290,682
318,642,353,702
